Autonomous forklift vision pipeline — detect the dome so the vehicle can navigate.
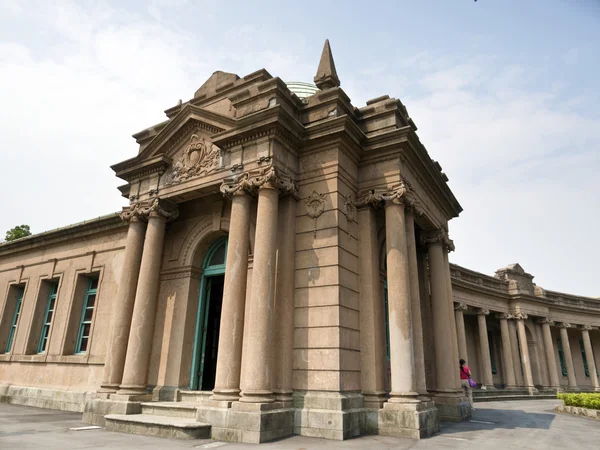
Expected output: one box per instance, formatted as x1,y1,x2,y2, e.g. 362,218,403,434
286,81,319,99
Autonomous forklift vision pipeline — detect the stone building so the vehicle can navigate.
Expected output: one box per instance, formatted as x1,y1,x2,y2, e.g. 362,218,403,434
0,41,599,443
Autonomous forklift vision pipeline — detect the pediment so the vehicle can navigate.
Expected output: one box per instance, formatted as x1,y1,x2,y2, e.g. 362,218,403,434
112,104,236,182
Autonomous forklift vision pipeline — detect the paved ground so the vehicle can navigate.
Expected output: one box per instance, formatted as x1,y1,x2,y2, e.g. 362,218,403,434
0,399,597,449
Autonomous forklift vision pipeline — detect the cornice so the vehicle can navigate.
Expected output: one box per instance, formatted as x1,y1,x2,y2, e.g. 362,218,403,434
112,154,172,182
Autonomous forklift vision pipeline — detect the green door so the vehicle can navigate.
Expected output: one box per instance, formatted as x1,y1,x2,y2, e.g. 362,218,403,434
190,238,227,390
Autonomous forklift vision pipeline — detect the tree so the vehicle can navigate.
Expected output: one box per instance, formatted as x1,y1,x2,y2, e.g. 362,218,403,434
5,225,32,242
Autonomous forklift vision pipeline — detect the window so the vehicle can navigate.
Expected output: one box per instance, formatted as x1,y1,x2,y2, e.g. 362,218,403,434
38,282,58,353
488,331,497,375
75,277,98,354
4,287,24,353
557,338,567,377
580,339,590,379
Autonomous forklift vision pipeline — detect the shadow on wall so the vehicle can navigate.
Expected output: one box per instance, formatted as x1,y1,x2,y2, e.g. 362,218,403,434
441,406,556,434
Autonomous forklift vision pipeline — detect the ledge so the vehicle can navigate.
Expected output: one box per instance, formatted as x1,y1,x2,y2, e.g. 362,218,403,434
555,404,600,420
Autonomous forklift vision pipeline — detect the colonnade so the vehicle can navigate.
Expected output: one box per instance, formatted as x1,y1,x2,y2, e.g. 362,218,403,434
99,166,298,404
357,183,465,412
453,305,600,392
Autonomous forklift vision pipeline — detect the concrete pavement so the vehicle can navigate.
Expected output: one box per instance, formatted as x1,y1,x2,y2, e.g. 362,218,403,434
0,399,596,449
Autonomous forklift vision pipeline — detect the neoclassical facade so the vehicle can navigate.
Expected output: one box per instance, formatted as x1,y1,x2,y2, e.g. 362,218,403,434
0,41,598,443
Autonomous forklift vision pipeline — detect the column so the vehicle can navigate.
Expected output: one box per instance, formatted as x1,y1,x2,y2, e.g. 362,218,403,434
442,246,461,390
580,325,599,390
405,207,428,398
557,323,577,389
357,205,387,408
384,198,417,402
454,303,468,362
211,191,251,402
100,214,146,392
240,183,280,403
515,313,535,393
508,319,523,386
119,199,177,395
272,194,297,405
476,309,494,389
425,231,460,393
538,318,560,389
496,313,516,389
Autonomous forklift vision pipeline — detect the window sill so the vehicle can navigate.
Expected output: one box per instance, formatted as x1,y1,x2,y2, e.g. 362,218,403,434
1,354,104,365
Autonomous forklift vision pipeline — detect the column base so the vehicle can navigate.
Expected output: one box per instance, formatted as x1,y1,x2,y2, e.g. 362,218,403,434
293,391,364,440
239,390,275,403
197,400,294,443
211,388,241,403
430,391,471,422
362,390,388,410
378,400,439,439
117,384,149,396
272,389,294,406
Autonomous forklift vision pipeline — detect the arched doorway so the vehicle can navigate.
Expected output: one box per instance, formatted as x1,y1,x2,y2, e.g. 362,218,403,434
190,237,227,390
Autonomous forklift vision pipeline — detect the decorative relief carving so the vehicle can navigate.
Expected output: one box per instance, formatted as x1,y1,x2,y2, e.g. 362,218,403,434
454,302,468,311
343,193,356,233
305,191,326,237
579,325,593,331
420,229,455,252
537,317,554,325
356,180,408,208
514,312,528,320
476,308,490,315
170,134,222,184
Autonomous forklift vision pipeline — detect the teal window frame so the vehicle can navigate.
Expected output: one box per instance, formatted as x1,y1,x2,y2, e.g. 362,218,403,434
5,287,24,353
488,331,497,375
383,280,390,362
557,338,567,377
38,282,58,354
190,237,228,390
75,277,99,354
578,339,598,378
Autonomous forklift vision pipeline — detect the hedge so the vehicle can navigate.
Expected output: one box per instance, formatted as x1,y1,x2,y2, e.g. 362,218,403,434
558,393,600,410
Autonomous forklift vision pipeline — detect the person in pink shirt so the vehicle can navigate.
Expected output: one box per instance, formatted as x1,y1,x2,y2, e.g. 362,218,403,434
459,359,474,408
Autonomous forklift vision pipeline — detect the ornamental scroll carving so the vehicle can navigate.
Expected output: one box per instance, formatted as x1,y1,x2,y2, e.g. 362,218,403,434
305,191,326,237
343,193,356,233
170,134,222,184
356,180,408,208
420,229,455,252
513,312,528,321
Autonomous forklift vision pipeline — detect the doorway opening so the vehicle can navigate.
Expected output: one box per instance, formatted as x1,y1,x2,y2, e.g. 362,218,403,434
190,237,227,390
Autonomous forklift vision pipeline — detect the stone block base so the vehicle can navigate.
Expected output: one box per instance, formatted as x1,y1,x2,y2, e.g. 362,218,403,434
555,404,600,420
82,397,142,426
293,391,363,440
0,384,92,413
431,393,471,422
197,401,294,444
378,401,439,439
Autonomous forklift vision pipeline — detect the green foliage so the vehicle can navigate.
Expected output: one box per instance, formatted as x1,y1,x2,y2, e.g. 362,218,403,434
5,225,31,242
558,393,600,410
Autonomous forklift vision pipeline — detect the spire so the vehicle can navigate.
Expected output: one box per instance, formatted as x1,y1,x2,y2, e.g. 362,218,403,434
314,39,340,90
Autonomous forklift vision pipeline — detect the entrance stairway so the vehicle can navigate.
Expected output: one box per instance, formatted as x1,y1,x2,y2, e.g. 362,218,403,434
473,388,557,403
104,391,213,440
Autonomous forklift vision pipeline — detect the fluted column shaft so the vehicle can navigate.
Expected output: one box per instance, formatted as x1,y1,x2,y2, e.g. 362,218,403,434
100,218,146,392
580,327,599,390
477,310,494,388
240,186,279,403
539,320,560,389
212,192,251,401
358,206,387,408
442,250,461,390
384,200,417,401
497,315,516,388
119,212,168,394
427,238,458,392
405,209,428,397
454,304,468,362
272,194,297,404
558,324,577,389
515,315,535,392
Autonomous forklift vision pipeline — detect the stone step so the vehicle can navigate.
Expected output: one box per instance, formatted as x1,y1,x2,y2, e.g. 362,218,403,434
105,413,210,440
178,390,213,404
141,402,198,419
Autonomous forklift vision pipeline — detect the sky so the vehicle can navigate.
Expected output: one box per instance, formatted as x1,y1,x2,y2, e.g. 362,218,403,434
0,0,598,296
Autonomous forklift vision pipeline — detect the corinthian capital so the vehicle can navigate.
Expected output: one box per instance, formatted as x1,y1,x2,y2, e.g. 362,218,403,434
220,166,297,198
496,313,513,320
120,198,179,222
421,228,455,252
356,180,410,209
